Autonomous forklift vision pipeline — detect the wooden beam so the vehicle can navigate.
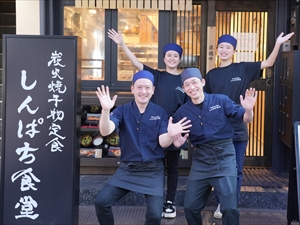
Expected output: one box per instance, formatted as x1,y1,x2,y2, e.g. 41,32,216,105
165,0,171,10
207,0,216,27
206,26,216,73
88,0,95,7
215,0,269,12
96,0,102,8
110,0,117,9
82,0,88,7
74,0,193,10
144,0,150,9
138,0,143,9
172,0,178,10
158,0,164,10
179,0,184,11
131,0,137,9
75,0,82,7
124,0,130,8
186,0,192,11
151,0,158,9
117,0,123,8
103,0,109,8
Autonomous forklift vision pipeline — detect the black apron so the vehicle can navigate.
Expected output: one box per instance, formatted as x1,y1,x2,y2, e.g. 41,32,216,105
108,159,164,197
189,139,237,180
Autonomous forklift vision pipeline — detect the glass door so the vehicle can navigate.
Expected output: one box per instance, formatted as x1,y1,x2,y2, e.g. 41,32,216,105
216,11,268,165
64,7,105,82
116,9,159,81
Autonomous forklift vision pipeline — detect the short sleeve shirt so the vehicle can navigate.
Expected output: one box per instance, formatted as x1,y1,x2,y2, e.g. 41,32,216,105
204,62,261,103
110,100,168,162
204,62,261,141
143,64,188,117
173,93,245,146
143,64,189,150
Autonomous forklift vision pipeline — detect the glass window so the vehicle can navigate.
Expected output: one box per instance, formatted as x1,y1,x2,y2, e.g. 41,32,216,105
64,7,105,81
117,9,159,81
176,5,201,69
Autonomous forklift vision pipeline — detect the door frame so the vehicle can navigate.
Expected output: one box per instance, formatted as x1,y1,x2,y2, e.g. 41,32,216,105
198,0,276,167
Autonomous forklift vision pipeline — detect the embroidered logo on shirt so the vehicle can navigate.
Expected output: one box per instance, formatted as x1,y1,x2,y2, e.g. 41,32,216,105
209,105,221,111
176,86,185,93
231,77,241,82
150,116,161,120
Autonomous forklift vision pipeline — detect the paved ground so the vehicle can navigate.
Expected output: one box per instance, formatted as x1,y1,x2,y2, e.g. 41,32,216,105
80,168,289,210
79,205,289,225
78,168,294,224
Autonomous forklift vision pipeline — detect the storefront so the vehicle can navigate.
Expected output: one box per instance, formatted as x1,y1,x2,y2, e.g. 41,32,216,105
55,1,201,174
13,0,297,174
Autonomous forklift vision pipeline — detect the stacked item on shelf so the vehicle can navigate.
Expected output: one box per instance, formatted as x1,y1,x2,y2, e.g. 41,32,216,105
80,105,121,158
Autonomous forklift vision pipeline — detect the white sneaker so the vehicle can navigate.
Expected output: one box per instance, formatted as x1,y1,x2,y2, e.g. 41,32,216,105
213,204,222,219
162,201,176,218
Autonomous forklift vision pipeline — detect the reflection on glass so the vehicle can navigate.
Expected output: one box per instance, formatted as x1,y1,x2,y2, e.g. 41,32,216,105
64,7,105,80
118,9,158,81
176,5,201,69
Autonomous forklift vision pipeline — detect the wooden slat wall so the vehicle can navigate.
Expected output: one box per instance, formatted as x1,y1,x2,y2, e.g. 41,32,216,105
75,0,192,10
216,11,267,157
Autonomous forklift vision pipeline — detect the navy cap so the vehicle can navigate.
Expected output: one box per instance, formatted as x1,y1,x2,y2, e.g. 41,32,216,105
218,34,237,49
181,68,202,84
132,70,154,84
163,43,183,58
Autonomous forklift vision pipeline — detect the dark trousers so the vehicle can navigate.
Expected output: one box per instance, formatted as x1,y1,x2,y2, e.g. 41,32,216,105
94,184,164,225
184,176,240,225
214,141,247,204
165,150,180,202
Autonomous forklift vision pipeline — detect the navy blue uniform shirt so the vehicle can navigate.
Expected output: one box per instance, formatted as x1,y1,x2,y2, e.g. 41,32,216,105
143,64,189,150
173,93,245,146
110,100,168,162
204,62,261,141
143,64,188,117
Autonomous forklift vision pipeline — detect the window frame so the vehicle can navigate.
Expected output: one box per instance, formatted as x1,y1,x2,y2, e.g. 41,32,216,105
45,1,178,91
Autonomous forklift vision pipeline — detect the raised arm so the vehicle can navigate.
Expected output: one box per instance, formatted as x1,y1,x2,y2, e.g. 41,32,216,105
107,28,144,71
96,85,118,136
240,88,258,123
261,32,294,69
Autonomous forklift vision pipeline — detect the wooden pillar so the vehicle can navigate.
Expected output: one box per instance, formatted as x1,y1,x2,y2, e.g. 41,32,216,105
206,1,216,73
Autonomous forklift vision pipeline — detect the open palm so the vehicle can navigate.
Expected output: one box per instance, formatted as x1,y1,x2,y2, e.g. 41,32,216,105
96,85,117,111
107,28,124,45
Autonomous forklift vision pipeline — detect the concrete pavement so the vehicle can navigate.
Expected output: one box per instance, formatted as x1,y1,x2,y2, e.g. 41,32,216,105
79,205,288,225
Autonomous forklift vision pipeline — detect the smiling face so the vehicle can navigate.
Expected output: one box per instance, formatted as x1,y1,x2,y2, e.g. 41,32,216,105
217,42,236,61
182,77,205,103
163,50,181,69
131,78,155,106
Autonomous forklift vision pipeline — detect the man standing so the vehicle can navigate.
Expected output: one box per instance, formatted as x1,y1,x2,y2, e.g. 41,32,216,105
173,68,257,225
94,70,190,225
108,28,188,218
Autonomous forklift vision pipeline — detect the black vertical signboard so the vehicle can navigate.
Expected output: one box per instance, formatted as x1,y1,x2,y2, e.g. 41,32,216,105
287,121,300,225
0,35,81,224
295,122,300,223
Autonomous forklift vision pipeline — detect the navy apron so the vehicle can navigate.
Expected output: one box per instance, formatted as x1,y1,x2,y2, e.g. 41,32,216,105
108,159,164,197
189,139,237,180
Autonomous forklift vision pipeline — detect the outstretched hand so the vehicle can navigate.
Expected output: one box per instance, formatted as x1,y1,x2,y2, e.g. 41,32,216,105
173,133,189,148
96,85,117,111
167,117,191,138
107,28,124,45
240,87,257,111
276,32,294,45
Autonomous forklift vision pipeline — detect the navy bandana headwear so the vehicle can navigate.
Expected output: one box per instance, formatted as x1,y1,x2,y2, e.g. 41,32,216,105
132,70,154,84
181,68,202,84
163,43,183,58
218,34,237,49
